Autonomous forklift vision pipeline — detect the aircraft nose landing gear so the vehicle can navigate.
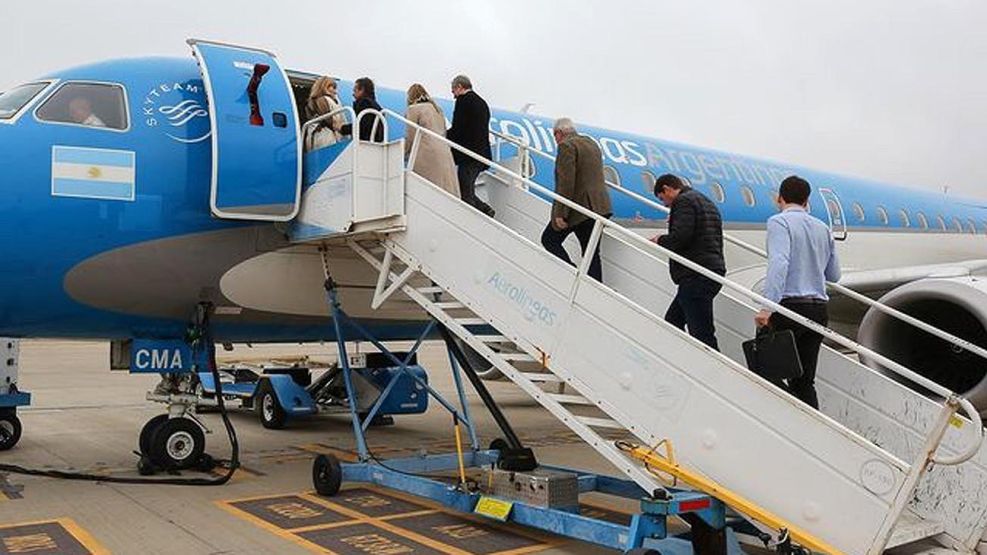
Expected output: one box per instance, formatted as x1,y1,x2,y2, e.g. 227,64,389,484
140,374,217,475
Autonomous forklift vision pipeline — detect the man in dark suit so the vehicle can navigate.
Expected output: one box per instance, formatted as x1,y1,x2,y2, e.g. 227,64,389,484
540,118,612,282
447,75,495,217
652,174,726,350
340,77,384,142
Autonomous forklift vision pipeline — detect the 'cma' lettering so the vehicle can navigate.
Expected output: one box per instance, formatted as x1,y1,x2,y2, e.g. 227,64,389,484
134,349,184,370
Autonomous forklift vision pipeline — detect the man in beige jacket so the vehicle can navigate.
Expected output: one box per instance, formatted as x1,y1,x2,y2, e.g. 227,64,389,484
540,118,613,282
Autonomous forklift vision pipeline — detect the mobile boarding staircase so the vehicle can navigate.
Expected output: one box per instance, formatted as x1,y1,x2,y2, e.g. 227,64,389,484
290,108,987,554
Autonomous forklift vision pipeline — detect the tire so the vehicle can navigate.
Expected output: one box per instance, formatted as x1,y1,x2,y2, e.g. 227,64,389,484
489,438,509,453
625,549,661,555
139,414,170,455
0,412,22,451
312,454,342,496
256,381,287,430
148,418,205,470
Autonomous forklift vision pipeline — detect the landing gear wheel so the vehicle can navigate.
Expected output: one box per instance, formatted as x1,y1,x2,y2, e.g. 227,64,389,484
0,411,22,451
257,381,286,430
148,418,205,470
313,454,342,496
138,414,170,455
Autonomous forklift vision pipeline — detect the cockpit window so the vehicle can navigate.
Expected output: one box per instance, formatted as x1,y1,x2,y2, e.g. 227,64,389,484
36,82,128,130
0,82,48,120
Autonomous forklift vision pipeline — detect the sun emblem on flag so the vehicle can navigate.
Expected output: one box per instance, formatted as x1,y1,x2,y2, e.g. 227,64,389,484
87,167,102,178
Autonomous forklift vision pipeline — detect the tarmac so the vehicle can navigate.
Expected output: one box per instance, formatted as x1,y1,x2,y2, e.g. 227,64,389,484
0,339,657,555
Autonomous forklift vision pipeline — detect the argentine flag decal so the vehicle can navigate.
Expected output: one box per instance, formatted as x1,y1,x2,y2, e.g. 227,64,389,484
51,146,136,201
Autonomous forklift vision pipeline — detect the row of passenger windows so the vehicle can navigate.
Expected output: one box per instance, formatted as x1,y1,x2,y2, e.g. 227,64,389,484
604,169,987,235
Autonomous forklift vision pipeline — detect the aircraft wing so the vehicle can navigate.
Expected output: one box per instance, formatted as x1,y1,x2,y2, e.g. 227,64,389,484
838,259,987,295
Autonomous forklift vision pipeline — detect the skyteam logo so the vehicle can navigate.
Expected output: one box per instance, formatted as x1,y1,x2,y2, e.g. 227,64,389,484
142,81,211,144
487,272,558,326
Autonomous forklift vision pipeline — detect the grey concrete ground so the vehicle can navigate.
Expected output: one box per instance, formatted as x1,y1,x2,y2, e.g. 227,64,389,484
0,340,650,554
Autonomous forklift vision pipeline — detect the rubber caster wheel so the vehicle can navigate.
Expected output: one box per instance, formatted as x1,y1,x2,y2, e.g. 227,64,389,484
139,414,170,455
137,456,155,476
625,549,661,555
257,381,286,430
489,438,509,452
148,418,205,470
0,412,22,451
313,454,342,496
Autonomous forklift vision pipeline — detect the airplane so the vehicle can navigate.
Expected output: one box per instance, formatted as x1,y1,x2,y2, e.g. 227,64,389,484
1,40,986,465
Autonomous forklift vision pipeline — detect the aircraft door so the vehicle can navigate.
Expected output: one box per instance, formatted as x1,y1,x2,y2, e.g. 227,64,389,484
819,187,848,241
188,39,301,221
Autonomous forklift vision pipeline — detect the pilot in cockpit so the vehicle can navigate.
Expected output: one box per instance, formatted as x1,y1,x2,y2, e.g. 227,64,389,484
68,97,106,127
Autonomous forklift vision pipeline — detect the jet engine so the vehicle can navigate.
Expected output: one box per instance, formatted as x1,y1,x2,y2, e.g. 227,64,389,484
858,276,987,409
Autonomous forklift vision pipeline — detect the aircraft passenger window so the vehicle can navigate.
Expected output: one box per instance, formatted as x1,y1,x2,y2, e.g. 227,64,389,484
875,206,889,226
915,212,928,230
898,209,910,227
640,171,656,196
952,217,963,233
936,215,947,231
740,185,756,207
966,218,977,234
0,82,48,120
603,165,621,187
851,202,865,222
36,82,128,130
710,182,726,203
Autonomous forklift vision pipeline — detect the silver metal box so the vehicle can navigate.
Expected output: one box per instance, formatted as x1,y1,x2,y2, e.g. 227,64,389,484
485,468,579,508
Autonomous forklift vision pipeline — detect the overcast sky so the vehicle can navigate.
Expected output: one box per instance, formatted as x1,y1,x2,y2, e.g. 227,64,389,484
4,1,986,197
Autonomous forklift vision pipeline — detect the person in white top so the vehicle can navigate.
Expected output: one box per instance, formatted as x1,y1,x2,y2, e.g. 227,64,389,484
68,97,105,127
304,76,345,151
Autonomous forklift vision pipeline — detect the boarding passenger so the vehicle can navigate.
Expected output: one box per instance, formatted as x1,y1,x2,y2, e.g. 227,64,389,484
304,76,345,151
68,97,105,127
651,174,726,350
404,84,459,198
540,118,612,283
755,175,841,409
340,77,384,142
447,74,495,217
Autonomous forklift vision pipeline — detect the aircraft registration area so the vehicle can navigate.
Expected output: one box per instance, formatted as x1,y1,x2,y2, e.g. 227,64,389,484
3,40,987,554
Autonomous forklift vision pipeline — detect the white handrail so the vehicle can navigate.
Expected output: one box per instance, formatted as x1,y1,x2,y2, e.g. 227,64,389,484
489,130,987,374
301,106,356,146
378,108,984,465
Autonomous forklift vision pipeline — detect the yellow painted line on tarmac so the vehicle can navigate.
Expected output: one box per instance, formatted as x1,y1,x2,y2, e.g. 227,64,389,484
215,499,347,554
57,518,111,555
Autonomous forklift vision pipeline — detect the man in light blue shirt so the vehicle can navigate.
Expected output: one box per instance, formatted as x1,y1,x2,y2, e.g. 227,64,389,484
754,176,841,408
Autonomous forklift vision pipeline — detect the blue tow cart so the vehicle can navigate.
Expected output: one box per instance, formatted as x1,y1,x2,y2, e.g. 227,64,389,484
195,353,429,429
0,339,31,450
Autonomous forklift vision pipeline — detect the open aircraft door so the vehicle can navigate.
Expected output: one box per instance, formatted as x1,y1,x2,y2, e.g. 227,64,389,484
188,39,301,221
819,187,848,241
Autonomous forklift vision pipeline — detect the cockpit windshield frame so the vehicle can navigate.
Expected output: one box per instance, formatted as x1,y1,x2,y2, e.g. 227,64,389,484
0,80,55,125
33,80,131,133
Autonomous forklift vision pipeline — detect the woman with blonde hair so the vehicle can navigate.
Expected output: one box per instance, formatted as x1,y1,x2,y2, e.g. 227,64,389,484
304,76,345,151
404,84,459,197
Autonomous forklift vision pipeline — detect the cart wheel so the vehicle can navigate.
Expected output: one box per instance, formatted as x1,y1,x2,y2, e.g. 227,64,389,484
625,549,661,555
148,418,205,470
313,454,342,496
257,381,286,430
0,412,22,451
138,414,170,455
489,438,509,453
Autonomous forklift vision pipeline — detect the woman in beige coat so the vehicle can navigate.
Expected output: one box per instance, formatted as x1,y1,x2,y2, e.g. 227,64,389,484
304,76,345,151
404,84,460,198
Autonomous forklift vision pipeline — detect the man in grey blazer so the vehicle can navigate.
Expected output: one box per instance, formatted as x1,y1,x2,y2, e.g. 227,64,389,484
541,118,613,282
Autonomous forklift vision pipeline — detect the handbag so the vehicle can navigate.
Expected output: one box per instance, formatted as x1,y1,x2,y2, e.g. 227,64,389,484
742,328,803,382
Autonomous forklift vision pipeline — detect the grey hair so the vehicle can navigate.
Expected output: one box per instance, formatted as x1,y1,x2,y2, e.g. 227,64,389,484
553,117,577,135
451,74,472,90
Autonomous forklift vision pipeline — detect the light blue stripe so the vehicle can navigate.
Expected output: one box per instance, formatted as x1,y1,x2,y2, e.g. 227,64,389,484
53,178,133,201
53,147,134,168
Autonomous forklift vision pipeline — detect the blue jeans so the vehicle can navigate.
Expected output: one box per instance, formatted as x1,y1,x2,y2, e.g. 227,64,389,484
665,276,722,350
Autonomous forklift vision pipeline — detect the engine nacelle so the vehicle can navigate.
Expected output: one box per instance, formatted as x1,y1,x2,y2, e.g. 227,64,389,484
858,276,987,408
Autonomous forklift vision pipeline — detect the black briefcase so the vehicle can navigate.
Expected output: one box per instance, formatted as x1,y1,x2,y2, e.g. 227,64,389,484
742,329,803,382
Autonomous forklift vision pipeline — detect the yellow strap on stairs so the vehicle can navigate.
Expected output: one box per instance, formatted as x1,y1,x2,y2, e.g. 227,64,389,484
616,440,843,555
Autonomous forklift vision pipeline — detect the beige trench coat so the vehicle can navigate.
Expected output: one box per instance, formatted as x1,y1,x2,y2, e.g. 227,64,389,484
404,102,460,198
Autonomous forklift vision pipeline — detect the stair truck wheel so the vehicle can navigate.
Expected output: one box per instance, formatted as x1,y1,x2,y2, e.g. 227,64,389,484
256,380,287,430
0,411,22,451
148,417,205,470
313,454,342,496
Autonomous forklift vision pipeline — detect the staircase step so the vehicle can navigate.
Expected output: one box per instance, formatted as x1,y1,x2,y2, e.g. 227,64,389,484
886,511,945,549
454,318,487,326
499,353,537,362
548,393,594,406
520,372,564,383
475,335,510,343
434,301,465,309
577,416,624,430
416,286,444,294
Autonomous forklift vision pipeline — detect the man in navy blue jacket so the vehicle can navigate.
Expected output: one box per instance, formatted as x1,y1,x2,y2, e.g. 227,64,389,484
447,75,495,217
